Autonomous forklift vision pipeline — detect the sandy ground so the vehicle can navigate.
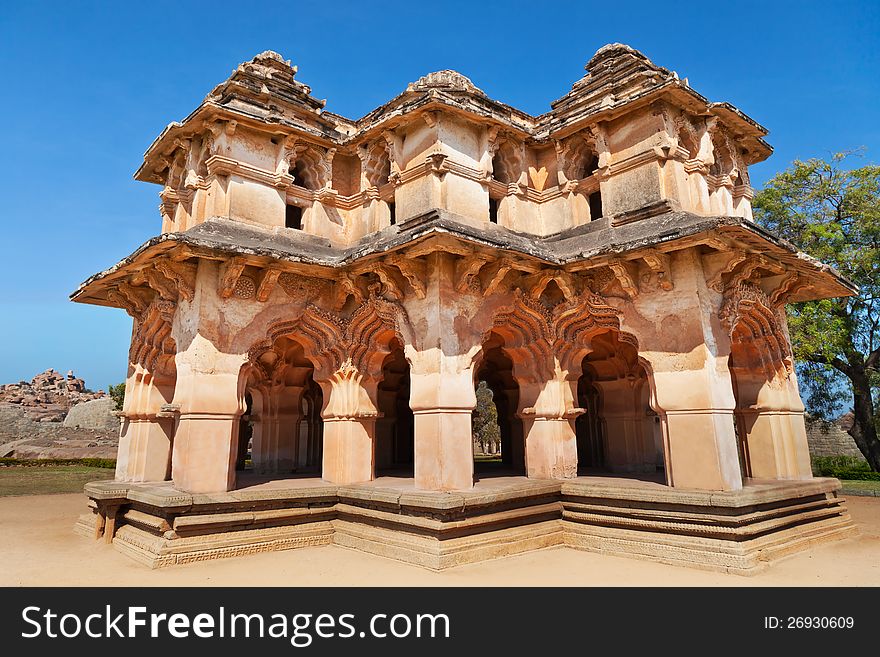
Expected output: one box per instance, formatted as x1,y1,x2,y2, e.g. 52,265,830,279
2,493,879,586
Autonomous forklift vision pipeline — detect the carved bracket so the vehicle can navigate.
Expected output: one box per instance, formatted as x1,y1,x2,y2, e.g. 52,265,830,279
640,250,674,291
607,260,639,299
218,257,248,299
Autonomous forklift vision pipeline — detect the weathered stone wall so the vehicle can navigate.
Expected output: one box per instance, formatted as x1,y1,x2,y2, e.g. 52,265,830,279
806,416,865,461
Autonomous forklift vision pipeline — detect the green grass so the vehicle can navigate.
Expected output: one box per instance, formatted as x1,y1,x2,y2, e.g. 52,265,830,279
0,466,115,497
838,479,880,496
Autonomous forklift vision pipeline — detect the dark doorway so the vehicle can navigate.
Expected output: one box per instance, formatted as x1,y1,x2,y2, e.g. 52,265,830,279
375,340,413,475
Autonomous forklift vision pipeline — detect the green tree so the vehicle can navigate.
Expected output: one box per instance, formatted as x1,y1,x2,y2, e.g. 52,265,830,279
108,382,126,411
753,152,880,470
472,381,500,451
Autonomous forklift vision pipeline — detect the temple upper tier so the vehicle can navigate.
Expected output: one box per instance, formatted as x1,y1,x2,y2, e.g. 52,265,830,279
127,44,773,244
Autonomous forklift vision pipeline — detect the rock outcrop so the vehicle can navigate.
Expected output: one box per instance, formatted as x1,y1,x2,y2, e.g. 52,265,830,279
0,370,118,459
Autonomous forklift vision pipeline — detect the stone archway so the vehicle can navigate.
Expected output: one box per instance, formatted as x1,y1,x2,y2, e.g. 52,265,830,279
575,330,664,478
243,336,321,475
472,331,525,475
722,283,812,479
375,339,413,475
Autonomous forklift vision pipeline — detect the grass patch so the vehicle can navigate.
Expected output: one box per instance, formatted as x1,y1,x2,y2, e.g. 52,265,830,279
838,479,880,496
0,457,116,469
0,466,115,497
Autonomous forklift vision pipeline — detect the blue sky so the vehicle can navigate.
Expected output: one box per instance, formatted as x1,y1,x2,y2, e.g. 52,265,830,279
1,0,878,391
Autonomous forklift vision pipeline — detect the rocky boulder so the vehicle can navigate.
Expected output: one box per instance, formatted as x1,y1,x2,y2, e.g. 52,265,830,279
63,398,119,432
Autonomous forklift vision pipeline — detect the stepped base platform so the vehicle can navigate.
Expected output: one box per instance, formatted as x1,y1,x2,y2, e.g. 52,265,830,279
76,474,857,574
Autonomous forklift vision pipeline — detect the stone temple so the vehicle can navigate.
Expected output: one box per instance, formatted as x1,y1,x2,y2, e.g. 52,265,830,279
72,44,857,572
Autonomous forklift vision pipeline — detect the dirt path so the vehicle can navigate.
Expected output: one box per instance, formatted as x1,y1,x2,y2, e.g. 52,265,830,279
2,493,878,586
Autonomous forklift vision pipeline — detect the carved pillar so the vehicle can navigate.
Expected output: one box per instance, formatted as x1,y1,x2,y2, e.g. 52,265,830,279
732,369,812,480
637,250,743,491
251,383,303,474
410,367,476,491
517,367,581,480
115,297,178,483
404,252,476,491
115,366,175,482
170,343,245,493
728,302,812,480
317,367,377,485
593,378,655,473
650,366,742,490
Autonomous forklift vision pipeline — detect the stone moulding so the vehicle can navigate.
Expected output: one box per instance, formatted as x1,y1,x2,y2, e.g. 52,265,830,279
75,477,856,574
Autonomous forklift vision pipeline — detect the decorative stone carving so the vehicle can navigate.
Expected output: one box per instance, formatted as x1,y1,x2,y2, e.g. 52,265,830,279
153,259,196,302
129,300,177,375
233,275,256,299
640,250,674,291
489,287,630,374
255,268,282,302
252,292,410,385
276,272,328,302
108,283,152,318
720,282,792,375
607,260,639,299
218,257,248,299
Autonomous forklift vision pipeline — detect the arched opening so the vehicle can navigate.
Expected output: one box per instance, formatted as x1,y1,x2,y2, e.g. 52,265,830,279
473,332,526,476
297,372,323,473
235,391,254,471
289,154,322,191
575,331,665,480
375,339,413,476
726,300,804,480
243,336,324,476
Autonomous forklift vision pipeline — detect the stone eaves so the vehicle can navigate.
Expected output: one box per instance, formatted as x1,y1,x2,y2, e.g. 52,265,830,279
71,209,856,307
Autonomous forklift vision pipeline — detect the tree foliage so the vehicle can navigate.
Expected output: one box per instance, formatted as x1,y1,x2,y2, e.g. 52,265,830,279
753,152,880,470
108,382,125,411
472,381,500,451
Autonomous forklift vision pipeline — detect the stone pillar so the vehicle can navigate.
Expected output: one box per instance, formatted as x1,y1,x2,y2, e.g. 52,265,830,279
410,368,475,491
170,340,245,493
317,371,377,485
252,384,302,474
733,369,812,480
115,366,175,482
517,369,580,480
632,249,743,491
650,364,742,491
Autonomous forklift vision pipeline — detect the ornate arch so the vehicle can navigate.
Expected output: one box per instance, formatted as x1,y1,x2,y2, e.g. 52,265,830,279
720,282,792,379
130,299,177,377
248,292,410,383
480,288,638,380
